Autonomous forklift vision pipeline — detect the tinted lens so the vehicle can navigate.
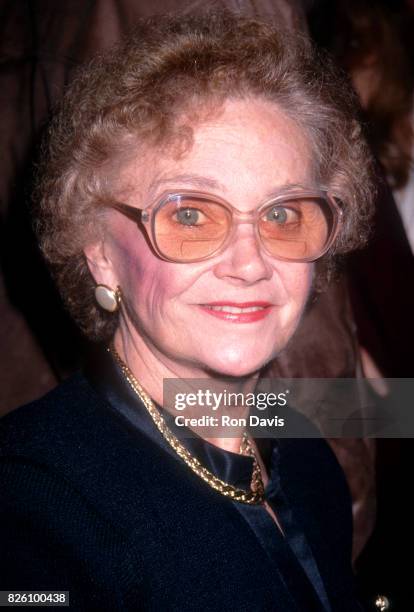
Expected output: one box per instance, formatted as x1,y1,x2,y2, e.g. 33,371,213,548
154,195,231,261
258,196,334,260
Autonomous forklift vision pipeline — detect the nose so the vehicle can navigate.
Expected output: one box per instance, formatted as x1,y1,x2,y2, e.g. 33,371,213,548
213,223,273,285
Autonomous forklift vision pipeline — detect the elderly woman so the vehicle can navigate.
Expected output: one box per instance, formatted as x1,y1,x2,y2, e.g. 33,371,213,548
0,11,373,612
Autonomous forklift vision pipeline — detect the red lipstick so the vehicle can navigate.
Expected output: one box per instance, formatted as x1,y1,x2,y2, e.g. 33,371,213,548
198,301,273,323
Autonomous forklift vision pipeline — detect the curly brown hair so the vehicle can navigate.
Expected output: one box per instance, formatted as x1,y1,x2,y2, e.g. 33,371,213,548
35,10,375,342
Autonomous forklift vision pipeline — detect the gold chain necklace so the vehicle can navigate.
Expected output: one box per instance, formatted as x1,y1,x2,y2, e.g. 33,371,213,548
109,346,265,505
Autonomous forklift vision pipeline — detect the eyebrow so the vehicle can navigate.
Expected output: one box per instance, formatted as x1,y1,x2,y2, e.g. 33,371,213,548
148,173,226,195
147,175,316,201
264,183,317,199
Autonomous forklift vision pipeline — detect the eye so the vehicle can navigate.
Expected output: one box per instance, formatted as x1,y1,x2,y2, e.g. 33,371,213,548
264,206,299,224
174,207,206,226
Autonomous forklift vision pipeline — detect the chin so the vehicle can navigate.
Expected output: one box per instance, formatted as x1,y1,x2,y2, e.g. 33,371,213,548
202,349,272,379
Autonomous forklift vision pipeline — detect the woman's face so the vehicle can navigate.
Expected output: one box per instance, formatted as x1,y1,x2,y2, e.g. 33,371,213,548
88,98,315,378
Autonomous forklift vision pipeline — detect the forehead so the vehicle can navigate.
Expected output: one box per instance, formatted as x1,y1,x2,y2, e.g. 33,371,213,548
118,98,314,204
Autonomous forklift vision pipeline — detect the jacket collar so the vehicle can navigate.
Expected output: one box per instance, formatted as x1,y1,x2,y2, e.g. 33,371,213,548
83,344,272,489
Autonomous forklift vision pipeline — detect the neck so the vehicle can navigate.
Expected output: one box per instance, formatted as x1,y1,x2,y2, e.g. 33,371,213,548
113,327,259,453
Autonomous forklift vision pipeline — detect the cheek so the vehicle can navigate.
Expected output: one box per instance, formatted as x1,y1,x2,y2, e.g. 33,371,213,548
278,263,314,324
112,229,196,320
293,265,314,304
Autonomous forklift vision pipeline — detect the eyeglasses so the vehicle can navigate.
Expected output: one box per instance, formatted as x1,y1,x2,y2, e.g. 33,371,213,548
109,189,343,263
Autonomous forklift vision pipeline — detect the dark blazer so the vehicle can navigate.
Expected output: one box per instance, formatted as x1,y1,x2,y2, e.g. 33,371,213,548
0,369,363,611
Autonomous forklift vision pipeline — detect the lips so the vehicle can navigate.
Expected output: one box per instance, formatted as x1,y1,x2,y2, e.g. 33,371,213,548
198,301,273,323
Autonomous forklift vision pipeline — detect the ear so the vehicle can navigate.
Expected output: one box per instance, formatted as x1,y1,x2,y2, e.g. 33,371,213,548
83,240,118,289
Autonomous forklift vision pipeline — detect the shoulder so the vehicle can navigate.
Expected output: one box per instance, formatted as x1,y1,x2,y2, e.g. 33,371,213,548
0,373,169,529
0,372,101,451
277,434,352,510
0,373,124,486
0,371,146,462
0,374,150,602
275,405,352,504
277,434,354,561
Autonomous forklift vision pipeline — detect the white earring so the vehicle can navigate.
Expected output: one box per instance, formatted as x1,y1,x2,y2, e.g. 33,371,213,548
94,284,122,312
